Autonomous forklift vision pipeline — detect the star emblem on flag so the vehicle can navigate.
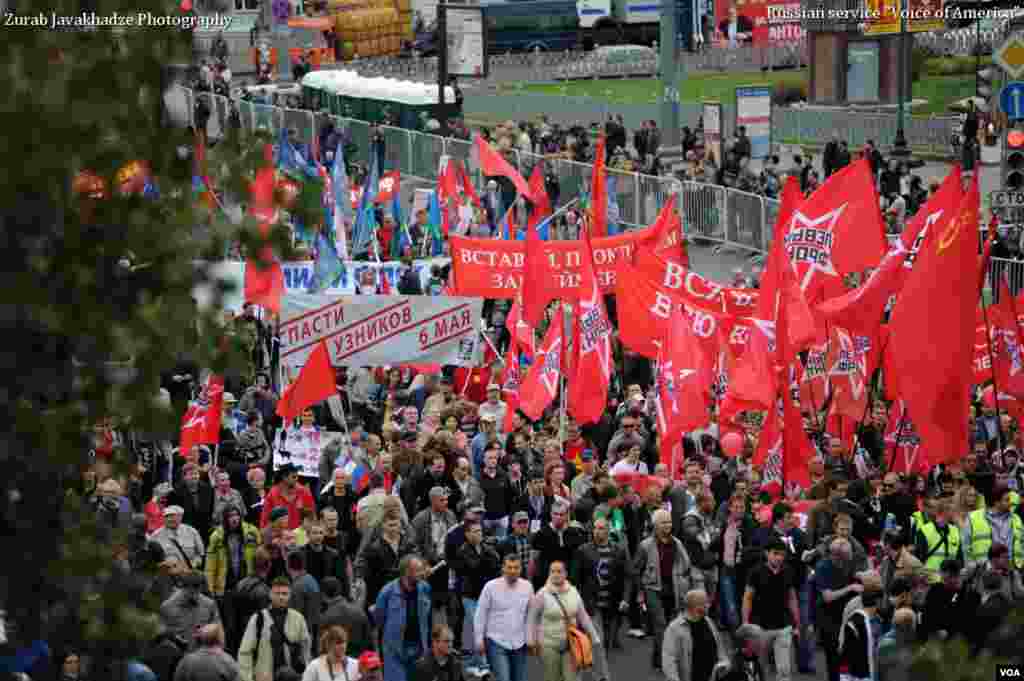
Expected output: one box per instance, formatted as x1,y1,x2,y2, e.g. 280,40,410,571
785,204,847,293
828,328,867,399
540,342,561,396
578,281,612,380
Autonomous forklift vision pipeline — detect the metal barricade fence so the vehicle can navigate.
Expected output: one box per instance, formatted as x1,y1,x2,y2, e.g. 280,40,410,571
174,84,792,254
725,188,766,254
680,181,727,241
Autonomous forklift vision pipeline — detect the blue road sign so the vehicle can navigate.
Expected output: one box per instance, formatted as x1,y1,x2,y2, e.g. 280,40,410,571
1001,81,1024,120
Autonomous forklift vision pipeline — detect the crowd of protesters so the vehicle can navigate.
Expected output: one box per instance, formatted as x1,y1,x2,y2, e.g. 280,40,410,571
26,288,1024,681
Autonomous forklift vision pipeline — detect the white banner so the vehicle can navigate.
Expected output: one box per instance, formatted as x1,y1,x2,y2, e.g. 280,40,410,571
280,293,483,369
196,258,451,312
273,426,340,479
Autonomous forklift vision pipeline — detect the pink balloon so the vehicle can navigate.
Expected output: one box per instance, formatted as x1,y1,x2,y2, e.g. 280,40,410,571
720,431,745,457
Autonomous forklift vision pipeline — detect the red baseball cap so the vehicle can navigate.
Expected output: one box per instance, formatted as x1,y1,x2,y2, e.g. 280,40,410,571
358,652,382,671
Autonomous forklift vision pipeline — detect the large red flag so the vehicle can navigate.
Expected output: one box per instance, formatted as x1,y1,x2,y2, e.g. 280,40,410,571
522,204,552,328
179,374,225,455
782,159,887,305
636,195,688,266
568,223,614,424
723,318,777,410
655,306,712,461
277,340,337,420
816,239,911,335
755,177,803,321
589,136,609,238
888,172,980,464
993,274,1024,397
518,318,563,420
474,135,534,200
457,160,483,211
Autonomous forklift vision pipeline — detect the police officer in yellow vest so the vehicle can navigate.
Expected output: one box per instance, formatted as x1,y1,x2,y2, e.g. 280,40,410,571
914,498,963,583
910,497,938,543
962,483,1024,571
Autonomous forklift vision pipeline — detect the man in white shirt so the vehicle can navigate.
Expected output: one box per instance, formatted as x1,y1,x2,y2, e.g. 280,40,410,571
475,554,534,681
478,383,507,429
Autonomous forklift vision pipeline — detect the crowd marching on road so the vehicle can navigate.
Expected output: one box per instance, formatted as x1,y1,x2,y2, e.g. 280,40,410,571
23,69,1024,681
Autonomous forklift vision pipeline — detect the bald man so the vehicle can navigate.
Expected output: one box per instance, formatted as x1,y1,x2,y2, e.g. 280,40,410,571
634,509,705,672
662,590,729,681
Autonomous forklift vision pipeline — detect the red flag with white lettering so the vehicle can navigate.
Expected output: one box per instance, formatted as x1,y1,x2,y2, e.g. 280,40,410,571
499,343,522,433
179,374,225,455
884,399,928,475
655,306,712,461
518,318,563,421
568,223,614,424
374,171,401,204
505,296,536,357
826,326,869,421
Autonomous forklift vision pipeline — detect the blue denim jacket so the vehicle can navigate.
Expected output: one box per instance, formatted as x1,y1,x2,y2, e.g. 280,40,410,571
374,579,432,659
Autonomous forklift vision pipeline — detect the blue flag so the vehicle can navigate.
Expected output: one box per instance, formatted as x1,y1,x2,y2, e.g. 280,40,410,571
390,193,410,260
331,140,352,258
607,174,621,236
309,231,347,293
427,190,445,257
351,151,380,256
276,127,319,180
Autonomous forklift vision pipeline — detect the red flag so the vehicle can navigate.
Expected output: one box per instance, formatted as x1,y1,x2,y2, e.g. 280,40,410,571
589,136,608,238
655,307,712,461
888,171,980,464
457,160,482,211
816,239,911,335
474,135,534,200
518,318,563,420
798,339,829,412
568,223,614,424
724,318,777,410
522,201,552,328
753,396,815,498
780,254,818,359
884,400,928,475
973,306,999,385
505,297,536,356
979,221,994,298
755,177,803,321
826,326,869,420
244,160,284,313
276,340,336,420
527,164,552,219
636,195,688,266
379,269,393,295
179,374,225,455
499,343,522,433
782,160,888,306
774,262,814,494
993,274,1024,397
374,170,401,204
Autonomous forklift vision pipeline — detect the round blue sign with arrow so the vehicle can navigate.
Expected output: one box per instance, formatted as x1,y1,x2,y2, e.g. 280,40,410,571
1001,81,1024,120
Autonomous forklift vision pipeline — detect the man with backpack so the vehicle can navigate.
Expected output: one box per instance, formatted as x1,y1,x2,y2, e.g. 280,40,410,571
238,577,311,681
228,548,273,656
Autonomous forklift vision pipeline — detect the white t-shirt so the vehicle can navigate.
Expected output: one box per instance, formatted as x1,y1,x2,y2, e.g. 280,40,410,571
610,459,649,477
302,656,360,681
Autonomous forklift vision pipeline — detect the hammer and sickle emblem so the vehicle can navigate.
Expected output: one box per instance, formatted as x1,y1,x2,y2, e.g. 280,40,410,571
937,210,965,253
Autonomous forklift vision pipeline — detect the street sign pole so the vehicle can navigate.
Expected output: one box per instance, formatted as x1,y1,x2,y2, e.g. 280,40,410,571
660,0,681,148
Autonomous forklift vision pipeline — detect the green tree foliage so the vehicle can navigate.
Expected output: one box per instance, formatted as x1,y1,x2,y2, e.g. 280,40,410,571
0,0,292,666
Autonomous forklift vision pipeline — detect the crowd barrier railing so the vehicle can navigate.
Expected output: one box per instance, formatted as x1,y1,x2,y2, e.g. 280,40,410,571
177,85,1009,287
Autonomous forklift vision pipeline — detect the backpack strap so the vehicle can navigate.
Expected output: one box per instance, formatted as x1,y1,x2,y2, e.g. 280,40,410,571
253,609,265,668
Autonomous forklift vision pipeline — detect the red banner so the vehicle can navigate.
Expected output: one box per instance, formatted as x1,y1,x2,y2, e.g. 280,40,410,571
632,247,759,315
450,225,661,298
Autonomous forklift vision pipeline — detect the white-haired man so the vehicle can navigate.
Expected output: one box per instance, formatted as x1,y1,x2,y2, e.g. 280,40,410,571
633,509,704,672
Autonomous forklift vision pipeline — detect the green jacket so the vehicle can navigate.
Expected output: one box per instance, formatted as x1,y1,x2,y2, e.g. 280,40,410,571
205,522,262,596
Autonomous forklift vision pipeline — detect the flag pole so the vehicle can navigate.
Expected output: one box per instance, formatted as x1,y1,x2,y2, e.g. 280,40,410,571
559,301,568,458
980,287,1006,450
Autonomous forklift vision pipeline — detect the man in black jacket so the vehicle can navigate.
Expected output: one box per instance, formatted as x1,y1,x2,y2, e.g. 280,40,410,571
414,624,463,681
172,461,215,543
451,522,500,676
573,517,632,651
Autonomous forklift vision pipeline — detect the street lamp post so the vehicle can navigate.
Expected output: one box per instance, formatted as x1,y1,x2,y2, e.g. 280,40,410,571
892,0,910,157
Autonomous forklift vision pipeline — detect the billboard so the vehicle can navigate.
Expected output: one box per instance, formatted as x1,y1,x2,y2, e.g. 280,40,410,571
735,85,773,159
713,0,806,46
862,0,945,34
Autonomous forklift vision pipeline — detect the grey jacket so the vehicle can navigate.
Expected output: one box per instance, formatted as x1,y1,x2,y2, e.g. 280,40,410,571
633,536,705,611
411,507,458,565
173,647,241,681
662,615,730,681
159,590,222,649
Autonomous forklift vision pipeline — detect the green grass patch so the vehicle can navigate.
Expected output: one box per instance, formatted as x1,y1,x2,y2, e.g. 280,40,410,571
515,70,974,116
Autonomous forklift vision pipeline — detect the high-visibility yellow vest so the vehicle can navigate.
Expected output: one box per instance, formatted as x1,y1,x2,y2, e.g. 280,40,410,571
966,509,1024,569
910,511,930,537
919,522,961,582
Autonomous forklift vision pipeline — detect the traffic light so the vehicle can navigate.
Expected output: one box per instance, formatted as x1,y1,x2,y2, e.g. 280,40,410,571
1004,128,1024,190
978,66,996,99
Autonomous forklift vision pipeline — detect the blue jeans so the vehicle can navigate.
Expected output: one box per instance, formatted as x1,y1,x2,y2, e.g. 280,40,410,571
462,597,489,671
719,570,740,631
797,580,816,672
485,639,527,681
